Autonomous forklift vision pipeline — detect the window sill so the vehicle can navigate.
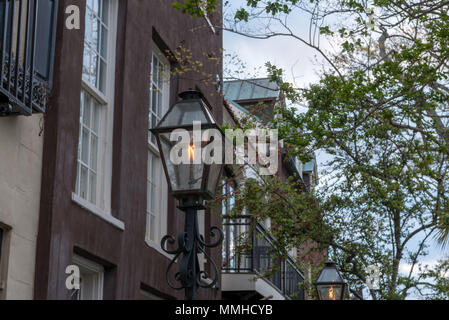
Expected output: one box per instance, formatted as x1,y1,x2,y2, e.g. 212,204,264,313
72,193,125,230
82,80,108,105
145,238,174,260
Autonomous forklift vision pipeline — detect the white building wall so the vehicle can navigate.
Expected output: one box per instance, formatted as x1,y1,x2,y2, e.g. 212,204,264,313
0,114,44,299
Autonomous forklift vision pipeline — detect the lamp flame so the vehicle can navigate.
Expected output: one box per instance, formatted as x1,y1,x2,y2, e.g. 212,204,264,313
188,144,195,160
329,286,336,300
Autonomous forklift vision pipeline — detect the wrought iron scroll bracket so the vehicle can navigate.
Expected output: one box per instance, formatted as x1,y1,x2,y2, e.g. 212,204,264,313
160,206,223,300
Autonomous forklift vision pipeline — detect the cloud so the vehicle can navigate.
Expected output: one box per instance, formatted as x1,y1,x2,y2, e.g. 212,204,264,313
224,30,330,88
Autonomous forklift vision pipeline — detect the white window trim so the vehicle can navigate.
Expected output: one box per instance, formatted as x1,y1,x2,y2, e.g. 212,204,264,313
148,46,170,150
73,254,104,300
145,152,168,244
145,44,170,247
145,239,174,260
82,80,108,106
72,192,125,230
76,0,118,216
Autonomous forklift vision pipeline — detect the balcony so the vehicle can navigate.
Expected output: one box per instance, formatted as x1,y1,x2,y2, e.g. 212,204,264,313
222,215,305,300
0,0,58,116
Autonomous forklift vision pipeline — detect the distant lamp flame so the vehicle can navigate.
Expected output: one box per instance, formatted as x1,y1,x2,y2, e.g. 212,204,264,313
329,286,336,300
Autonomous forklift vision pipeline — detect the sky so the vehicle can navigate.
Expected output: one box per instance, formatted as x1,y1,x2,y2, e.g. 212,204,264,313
221,0,448,299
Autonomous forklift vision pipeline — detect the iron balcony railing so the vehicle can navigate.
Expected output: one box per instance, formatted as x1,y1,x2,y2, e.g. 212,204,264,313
0,0,58,116
222,215,305,300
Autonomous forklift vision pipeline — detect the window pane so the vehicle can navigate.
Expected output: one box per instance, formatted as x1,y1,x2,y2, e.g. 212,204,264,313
158,61,163,87
92,0,100,15
152,56,158,84
92,103,100,134
151,85,158,114
157,91,162,117
90,54,98,88
83,97,91,127
90,135,98,171
76,164,81,194
147,153,153,179
151,115,157,144
150,183,156,213
101,0,109,25
147,181,153,211
152,114,158,130
35,0,56,80
80,166,88,199
100,26,108,59
85,8,93,45
77,125,82,160
83,1,108,93
80,90,85,118
77,90,103,206
147,152,160,242
99,59,107,93
81,128,90,164
92,18,100,53
82,47,92,83
73,257,104,300
89,171,97,203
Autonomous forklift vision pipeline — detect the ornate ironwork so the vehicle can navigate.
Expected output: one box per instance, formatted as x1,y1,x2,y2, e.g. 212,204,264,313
1,56,50,111
0,0,58,116
222,215,306,299
161,199,223,300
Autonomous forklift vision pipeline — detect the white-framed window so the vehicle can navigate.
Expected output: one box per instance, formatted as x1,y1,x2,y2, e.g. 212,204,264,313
82,0,110,94
146,151,159,242
146,46,170,245
76,91,100,203
149,50,167,147
72,255,104,300
75,0,117,214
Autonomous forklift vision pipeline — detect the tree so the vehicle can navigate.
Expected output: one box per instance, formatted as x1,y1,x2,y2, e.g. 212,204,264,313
174,0,449,299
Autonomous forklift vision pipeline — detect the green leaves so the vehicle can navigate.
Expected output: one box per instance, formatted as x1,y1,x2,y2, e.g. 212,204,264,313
233,0,301,21
170,0,449,299
257,1,449,299
319,26,333,36
234,8,250,22
172,0,219,17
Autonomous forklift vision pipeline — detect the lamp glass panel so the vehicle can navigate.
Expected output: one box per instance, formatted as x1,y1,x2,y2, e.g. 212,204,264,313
158,101,214,128
205,163,222,197
317,267,343,283
158,131,204,193
317,284,343,300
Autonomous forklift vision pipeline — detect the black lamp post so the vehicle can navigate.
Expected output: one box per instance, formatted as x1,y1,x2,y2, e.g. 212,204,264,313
314,261,347,300
150,90,224,300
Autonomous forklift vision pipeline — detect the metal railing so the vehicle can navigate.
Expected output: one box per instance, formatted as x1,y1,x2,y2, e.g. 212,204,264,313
0,0,58,116
222,215,305,300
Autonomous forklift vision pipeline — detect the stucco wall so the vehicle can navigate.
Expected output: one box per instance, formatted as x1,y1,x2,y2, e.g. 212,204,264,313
0,114,43,299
